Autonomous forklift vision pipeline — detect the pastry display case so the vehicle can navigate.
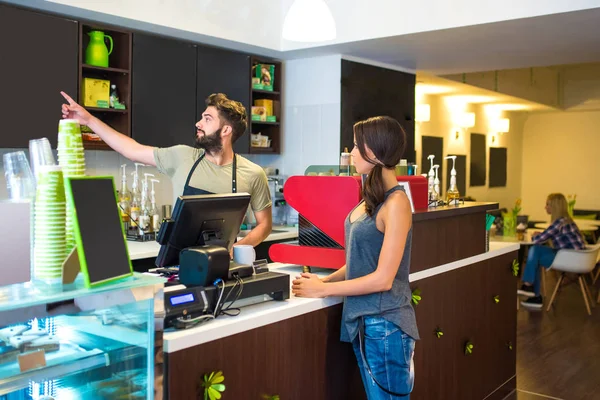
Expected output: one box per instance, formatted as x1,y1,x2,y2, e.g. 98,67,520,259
0,273,163,400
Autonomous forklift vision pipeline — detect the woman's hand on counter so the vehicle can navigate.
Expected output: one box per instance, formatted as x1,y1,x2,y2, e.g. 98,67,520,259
292,273,328,298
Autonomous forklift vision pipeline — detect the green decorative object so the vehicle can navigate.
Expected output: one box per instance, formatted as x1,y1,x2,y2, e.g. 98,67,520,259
501,198,521,236
435,328,444,339
200,371,225,400
567,194,577,218
507,341,513,351
493,295,500,304
464,341,474,355
85,30,113,67
511,259,520,277
411,288,422,306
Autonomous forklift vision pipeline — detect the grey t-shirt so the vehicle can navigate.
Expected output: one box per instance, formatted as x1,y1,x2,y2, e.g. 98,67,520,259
153,145,272,212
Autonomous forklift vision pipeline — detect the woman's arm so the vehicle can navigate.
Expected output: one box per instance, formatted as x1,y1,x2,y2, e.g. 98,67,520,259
292,193,412,298
321,266,346,283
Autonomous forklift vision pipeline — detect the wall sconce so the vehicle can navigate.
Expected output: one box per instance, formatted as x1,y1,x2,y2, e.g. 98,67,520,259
492,118,510,134
458,112,476,128
454,112,475,139
415,104,431,122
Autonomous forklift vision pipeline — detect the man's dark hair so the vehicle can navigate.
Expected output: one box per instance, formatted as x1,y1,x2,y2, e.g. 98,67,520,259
206,93,247,142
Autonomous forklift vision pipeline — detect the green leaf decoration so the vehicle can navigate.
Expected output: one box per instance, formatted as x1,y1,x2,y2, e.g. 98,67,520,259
507,341,513,351
411,288,422,305
201,371,226,400
465,341,474,355
511,259,520,277
435,328,444,339
493,295,500,304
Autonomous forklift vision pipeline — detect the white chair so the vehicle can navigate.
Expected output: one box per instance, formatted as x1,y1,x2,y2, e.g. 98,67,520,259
545,243,600,315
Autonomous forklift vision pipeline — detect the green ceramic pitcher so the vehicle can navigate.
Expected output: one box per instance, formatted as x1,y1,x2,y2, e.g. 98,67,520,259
85,30,113,67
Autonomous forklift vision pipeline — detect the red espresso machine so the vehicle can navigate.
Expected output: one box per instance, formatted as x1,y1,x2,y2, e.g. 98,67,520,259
269,175,428,269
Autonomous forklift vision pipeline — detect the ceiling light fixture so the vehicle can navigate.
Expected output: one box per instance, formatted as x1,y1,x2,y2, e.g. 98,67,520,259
282,0,336,42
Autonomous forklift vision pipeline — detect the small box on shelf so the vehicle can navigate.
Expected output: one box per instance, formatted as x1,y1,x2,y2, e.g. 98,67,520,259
82,78,110,108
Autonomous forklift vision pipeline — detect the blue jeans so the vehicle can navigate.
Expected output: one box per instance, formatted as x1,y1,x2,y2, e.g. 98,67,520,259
523,245,558,296
352,316,415,400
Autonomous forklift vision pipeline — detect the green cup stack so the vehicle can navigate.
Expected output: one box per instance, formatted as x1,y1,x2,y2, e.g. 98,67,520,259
33,165,67,283
57,119,86,251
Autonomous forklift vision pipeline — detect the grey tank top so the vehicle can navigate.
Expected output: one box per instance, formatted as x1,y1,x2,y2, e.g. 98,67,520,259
340,186,420,343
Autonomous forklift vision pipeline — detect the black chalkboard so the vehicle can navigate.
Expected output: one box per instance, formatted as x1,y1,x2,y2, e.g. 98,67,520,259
446,155,467,197
489,147,507,187
421,136,444,194
470,133,486,186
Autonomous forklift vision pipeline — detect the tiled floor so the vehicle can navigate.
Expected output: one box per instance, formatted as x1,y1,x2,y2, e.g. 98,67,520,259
514,272,600,400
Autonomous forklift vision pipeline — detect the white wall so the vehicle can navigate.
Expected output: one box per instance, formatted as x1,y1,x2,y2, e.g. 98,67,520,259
520,110,600,221
0,148,173,209
246,54,342,177
415,93,525,210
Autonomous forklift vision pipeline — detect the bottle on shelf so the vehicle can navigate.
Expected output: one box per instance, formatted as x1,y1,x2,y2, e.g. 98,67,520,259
138,173,154,234
444,156,460,205
118,164,131,229
129,163,143,231
150,179,161,232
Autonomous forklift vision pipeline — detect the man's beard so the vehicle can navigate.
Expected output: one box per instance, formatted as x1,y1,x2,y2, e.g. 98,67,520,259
195,127,223,155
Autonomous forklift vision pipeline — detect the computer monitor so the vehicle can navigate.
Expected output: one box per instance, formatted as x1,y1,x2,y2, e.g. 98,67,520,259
155,192,251,268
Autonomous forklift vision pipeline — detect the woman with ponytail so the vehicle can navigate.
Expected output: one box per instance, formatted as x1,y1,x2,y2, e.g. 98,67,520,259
292,116,419,399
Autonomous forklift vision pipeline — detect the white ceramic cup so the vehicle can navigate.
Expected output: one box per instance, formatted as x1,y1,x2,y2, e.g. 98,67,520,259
233,245,256,266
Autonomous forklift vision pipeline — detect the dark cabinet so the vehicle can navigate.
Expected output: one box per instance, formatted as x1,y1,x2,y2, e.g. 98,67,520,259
196,46,251,154
0,5,78,148
341,60,416,162
131,33,197,148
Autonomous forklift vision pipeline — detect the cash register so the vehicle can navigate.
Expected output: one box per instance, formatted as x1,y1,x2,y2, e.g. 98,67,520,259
154,192,290,330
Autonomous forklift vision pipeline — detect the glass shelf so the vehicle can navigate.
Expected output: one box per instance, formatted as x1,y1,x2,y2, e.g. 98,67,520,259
0,273,165,313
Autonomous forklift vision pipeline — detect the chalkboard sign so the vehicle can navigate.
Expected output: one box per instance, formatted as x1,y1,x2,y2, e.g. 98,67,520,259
65,176,133,288
470,133,486,187
489,147,508,187
446,155,467,197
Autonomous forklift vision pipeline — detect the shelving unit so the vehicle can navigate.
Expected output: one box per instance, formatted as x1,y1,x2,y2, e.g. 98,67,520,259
250,56,282,154
78,23,132,150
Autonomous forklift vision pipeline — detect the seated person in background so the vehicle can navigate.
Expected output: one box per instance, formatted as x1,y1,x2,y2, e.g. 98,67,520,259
518,193,586,309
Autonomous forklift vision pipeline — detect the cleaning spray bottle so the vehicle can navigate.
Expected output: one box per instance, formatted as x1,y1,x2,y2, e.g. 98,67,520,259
118,164,131,229
150,179,161,232
130,163,144,231
444,156,460,205
427,155,437,202
433,165,440,202
139,173,154,233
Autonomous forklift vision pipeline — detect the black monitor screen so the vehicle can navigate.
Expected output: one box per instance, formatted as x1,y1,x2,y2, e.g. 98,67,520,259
67,177,133,286
156,193,251,268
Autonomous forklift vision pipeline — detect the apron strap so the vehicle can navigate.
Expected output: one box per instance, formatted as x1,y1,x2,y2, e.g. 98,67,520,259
232,153,237,193
183,152,237,193
183,152,205,189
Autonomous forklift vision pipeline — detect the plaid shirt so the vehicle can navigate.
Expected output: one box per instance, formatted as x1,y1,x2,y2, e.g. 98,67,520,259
534,217,586,250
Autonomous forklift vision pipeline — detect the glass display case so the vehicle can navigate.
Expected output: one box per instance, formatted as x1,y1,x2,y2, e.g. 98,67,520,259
0,273,164,400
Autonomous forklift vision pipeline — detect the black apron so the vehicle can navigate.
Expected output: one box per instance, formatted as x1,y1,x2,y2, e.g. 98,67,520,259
182,152,237,196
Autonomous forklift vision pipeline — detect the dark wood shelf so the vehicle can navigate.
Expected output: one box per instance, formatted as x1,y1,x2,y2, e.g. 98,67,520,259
252,89,280,95
85,107,128,114
82,64,129,74
249,147,276,154
83,139,111,150
251,121,279,126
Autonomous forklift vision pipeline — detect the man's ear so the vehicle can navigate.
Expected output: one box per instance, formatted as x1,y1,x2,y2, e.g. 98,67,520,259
221,124,233,139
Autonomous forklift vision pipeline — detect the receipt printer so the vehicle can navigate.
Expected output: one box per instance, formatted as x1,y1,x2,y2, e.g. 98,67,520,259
179,245,229,286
